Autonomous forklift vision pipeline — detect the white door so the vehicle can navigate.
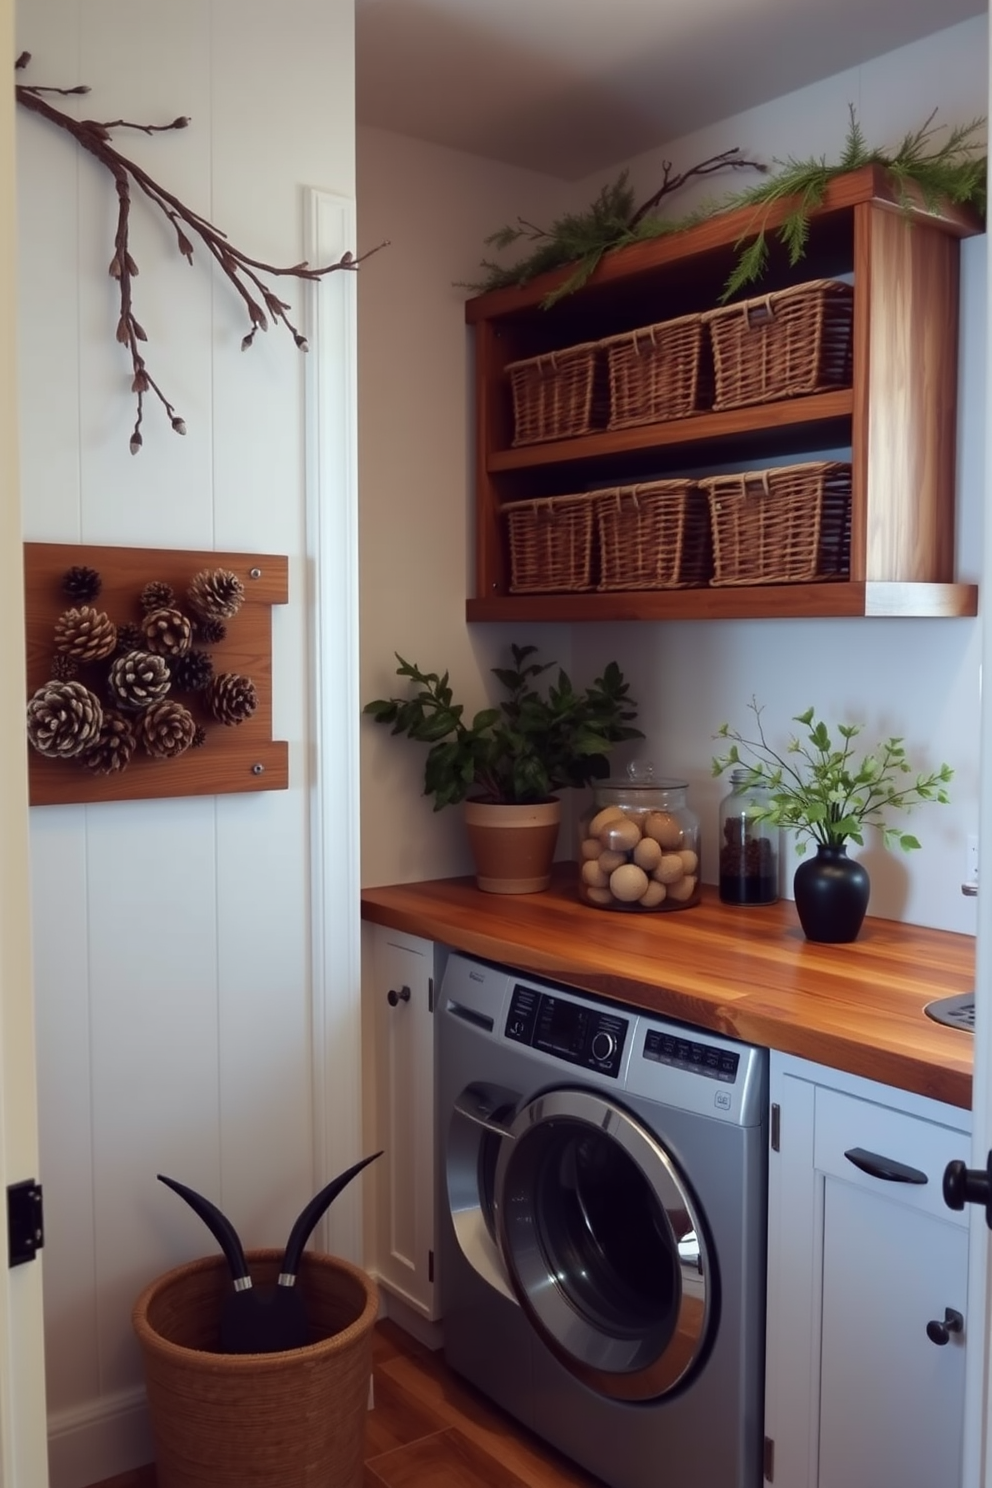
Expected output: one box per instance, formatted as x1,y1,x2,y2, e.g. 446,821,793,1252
0,0,51,1479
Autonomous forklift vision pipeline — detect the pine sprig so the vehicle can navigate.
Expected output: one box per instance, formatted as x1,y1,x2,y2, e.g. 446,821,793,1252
720,107,986,300
464,149,766,306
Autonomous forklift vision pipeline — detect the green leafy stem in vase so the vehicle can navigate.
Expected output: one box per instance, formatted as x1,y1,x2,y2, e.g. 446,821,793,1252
712,700,953,853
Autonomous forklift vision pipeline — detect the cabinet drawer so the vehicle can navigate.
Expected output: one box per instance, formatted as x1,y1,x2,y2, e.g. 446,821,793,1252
813,1085,969,1226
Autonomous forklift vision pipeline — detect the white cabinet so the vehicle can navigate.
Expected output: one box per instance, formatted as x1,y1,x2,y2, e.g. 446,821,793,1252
362,923,439,1321
765,1052,971,1488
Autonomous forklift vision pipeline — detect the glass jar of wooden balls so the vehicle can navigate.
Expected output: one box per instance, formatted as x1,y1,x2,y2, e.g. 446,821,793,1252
578,766,700,912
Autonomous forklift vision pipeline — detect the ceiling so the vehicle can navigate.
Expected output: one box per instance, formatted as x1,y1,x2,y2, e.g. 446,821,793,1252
355,0,986,179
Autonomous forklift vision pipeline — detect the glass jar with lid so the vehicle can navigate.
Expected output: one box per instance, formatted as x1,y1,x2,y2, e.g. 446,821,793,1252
718,769,780,905
578,763,700,912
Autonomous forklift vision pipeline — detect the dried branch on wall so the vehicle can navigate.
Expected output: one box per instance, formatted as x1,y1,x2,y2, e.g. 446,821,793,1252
15,52,382,453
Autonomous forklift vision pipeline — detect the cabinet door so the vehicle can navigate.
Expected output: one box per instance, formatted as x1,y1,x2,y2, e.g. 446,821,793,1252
365,926,438,1319
766,1055,970,1488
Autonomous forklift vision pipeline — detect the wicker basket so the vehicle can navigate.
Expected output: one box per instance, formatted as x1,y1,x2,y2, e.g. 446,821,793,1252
698,461,852,587
702,279,854,411
594,480,711,590
133,1249,378,1488
503,493,597,593
601,313,707,430
505,341,604,446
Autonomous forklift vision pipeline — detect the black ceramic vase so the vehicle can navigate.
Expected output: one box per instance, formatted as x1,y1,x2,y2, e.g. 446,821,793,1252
793,843,870,943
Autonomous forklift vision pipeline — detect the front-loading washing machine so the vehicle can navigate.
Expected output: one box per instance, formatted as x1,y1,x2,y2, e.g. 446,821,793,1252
437,952,768,1488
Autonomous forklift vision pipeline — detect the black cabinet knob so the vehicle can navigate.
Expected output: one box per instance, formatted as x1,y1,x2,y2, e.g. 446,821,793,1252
943,1154,992,1228
926,1308,964,1346
387,985,411,1007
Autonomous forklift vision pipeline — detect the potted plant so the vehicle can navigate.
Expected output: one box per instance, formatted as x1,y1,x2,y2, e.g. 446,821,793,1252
364,643,642,893
712,700,953,942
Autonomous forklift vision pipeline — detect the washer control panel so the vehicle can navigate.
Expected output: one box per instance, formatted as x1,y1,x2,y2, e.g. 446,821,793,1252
505,983,628,1078
643,1027,740,1084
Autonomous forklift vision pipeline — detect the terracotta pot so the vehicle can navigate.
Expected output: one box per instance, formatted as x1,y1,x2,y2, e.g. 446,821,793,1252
463,798,561,894
793,843,870,943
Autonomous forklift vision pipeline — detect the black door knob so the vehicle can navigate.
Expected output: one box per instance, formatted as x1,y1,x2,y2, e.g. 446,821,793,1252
926,1307,964,1346
943,1153,992,1229
387,985,411,1007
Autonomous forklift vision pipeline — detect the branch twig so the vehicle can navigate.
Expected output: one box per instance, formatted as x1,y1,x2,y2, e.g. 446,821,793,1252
15,52,385,452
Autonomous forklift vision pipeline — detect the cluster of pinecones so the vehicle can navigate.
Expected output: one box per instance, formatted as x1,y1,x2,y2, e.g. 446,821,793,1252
26,565,258,775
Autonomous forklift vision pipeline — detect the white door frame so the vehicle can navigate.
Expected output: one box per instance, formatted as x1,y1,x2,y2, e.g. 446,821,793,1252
0,0,50,1477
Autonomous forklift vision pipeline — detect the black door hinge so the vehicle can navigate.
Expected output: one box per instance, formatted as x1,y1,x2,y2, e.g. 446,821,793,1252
7,1180,44,1267
428,976,434,1014
770,1103,781,1153
763,1434,775,1481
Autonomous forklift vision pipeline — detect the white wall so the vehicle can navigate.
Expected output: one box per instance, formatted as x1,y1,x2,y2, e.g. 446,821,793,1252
357,127,574,885
359,16,988,936
17,3,356,1484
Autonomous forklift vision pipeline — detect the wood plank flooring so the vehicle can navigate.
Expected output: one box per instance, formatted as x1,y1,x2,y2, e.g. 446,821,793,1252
87,1318,605,1488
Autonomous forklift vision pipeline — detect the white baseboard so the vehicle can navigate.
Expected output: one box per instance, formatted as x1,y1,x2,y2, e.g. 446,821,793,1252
47,1386,153,1488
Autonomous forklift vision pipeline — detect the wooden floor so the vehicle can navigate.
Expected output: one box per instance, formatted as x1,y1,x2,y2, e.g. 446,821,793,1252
88,1318,605,1488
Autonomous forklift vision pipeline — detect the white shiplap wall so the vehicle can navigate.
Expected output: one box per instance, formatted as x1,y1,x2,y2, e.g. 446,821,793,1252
17,4,357,1484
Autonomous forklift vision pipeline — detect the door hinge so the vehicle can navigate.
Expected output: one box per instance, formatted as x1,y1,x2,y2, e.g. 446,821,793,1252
7,1180,44,1267
428,976,434,1014
770,1102,781,1152
763,1434,775,1482
428,1249,435,1283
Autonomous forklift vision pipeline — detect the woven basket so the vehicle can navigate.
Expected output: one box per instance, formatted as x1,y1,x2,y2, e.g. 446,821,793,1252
133,1249,378,1488
602,313,707,430
505,341,604,445
503,493,596,593
698,461,852,587
595,480,711,590
702,280,854,411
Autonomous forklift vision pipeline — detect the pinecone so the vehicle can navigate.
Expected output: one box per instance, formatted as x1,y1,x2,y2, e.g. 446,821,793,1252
140,580,176,613
62,565,102,602
187,568,245,622
50,653,79,682
207,672,258,726
53,605,118,662
108,650,172,710
142,606,193,659
26,681,103,758
190,724,207,749
138,700,197,759
194,617,227,644
170,649,214,692
115,622,145,655
80,709,137,775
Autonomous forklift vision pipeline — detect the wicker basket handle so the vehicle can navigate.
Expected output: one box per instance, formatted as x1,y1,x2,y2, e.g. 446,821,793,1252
745,298,775,330
743,472,771,498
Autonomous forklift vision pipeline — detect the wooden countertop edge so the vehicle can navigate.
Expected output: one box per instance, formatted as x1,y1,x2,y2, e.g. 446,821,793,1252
361,876,974,1111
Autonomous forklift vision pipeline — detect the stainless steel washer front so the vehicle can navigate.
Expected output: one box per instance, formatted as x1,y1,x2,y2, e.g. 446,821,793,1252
496,1086,710,1400
437,952,769,1488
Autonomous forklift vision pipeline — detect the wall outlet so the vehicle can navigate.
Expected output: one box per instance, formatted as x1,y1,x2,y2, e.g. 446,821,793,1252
966,834,980,887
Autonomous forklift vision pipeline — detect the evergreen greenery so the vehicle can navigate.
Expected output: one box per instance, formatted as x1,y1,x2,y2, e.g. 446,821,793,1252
468,109,986,308
719,108,986,299
712,700,953,853
364,644,642,808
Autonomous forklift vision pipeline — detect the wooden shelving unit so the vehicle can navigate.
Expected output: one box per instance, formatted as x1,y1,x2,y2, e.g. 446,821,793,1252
464,165,981,622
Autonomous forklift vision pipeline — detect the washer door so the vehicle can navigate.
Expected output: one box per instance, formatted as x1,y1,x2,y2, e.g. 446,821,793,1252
494,1087,713,1401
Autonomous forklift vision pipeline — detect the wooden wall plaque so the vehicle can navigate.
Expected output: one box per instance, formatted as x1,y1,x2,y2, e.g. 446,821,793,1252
24,543,289,806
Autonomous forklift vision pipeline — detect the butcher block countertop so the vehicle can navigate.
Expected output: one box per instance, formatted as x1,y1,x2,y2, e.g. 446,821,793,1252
361,867,975,1110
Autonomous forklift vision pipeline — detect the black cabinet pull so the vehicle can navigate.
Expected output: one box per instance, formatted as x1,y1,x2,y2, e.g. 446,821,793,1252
844,1146,928,1185
943,1154,992,1228
387,985,411,1007
926,1308,964,1346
